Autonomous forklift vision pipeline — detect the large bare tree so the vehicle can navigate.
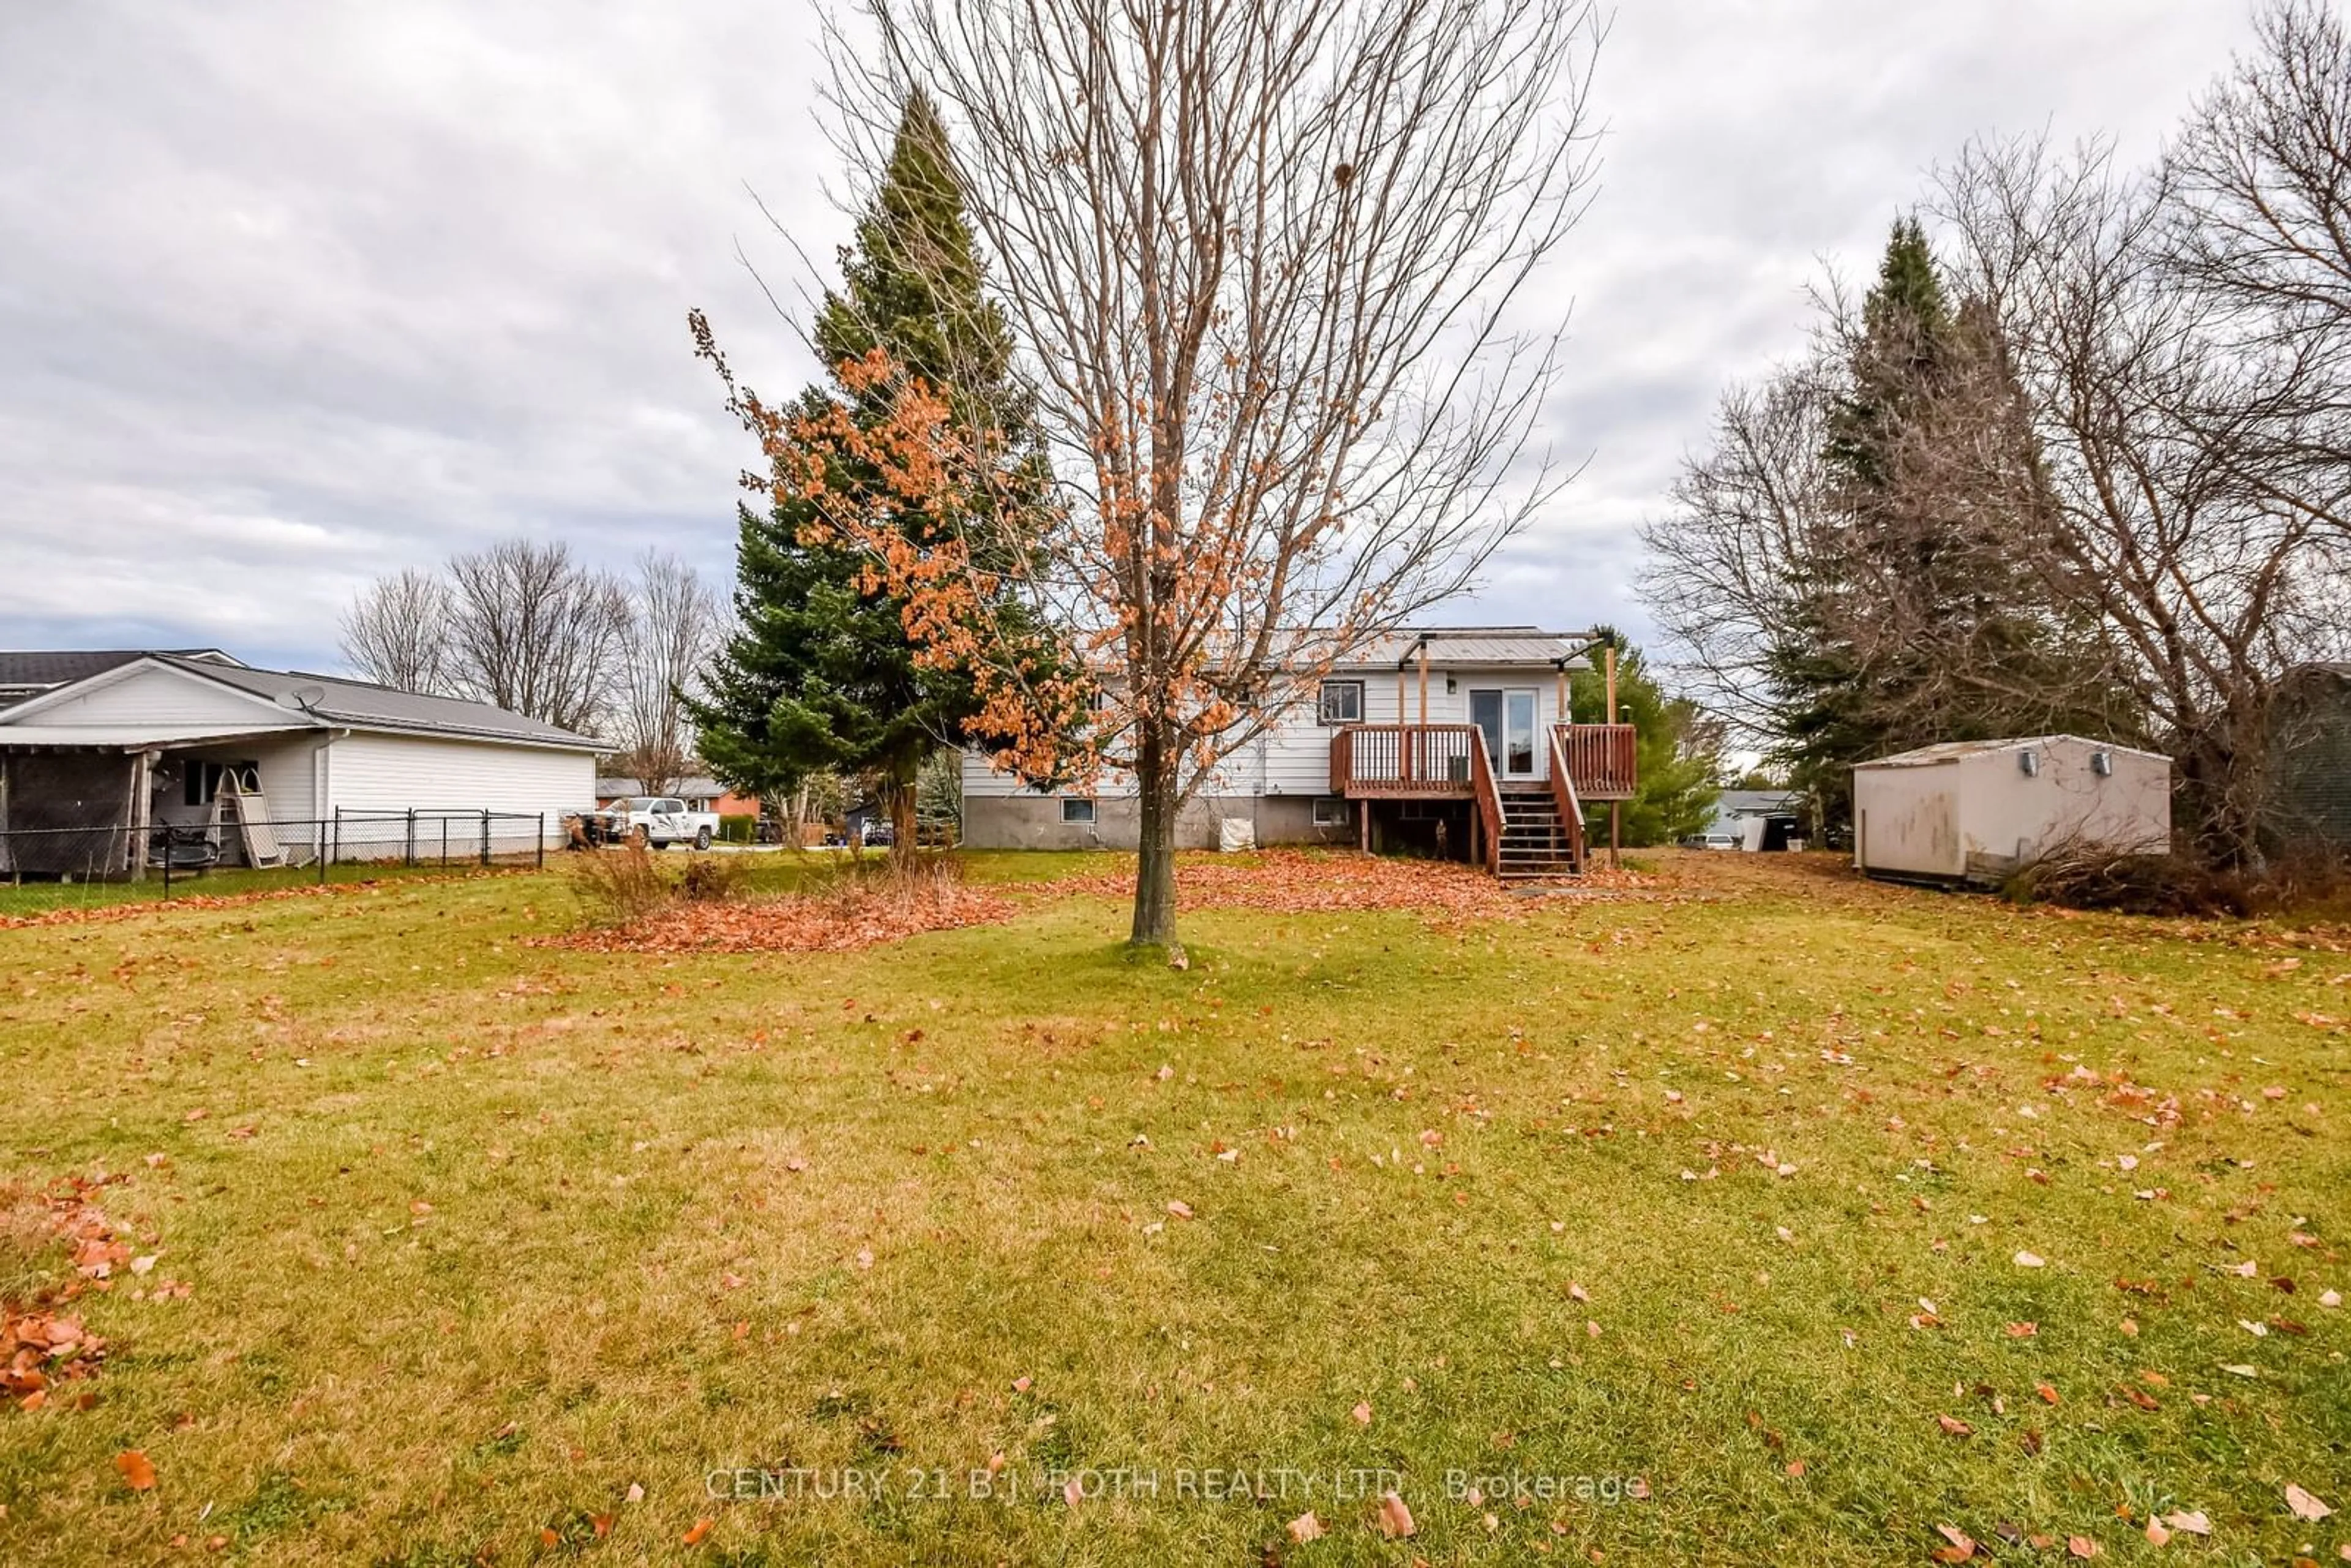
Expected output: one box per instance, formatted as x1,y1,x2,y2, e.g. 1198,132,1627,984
610,550,725,796
794,0,1602,946
2165,0,2351,536
443,539,629,737
339,568,455,694
1933,133,2337,862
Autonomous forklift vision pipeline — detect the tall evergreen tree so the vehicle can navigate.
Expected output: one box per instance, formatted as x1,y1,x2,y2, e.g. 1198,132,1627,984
691,94,1051,852
1766,218,2118,834
1765,219,1953,828
1569,636,1721,847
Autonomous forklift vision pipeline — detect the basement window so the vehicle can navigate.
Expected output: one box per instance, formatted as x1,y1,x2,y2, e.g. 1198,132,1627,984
1059,798,1097,825
1312,798,1351,828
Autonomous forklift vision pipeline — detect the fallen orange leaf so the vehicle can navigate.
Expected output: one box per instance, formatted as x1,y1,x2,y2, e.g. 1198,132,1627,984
114,1450,156,1491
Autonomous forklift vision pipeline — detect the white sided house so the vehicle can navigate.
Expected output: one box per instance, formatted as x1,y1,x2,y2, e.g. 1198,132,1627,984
1852,735,2172,885
959,628,1638,880
0,650,604,879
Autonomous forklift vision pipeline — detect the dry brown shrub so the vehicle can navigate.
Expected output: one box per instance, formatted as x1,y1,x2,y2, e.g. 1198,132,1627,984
2003,838,2351,918
567,841,672,928
678,855,749,904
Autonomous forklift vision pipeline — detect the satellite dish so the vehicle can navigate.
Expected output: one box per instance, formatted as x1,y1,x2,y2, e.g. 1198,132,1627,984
277,685,328,711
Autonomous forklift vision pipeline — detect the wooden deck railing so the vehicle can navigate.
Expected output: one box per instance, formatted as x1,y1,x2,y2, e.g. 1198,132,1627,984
1545,724,1588,871
1466,729,1503,874
1554,723,1637,800
1329,723,1480,795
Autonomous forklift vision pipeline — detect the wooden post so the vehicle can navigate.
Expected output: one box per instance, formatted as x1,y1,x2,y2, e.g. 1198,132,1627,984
126,754,144,880
132,751,158,881
1359,799,1370,853
1605,644,1621,870
1556,666,1567,723
1417,645,1430,728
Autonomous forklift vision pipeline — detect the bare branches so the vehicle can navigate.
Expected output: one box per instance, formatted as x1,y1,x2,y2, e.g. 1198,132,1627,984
444,540,631,737
792,0,1602,939
823,0,1601,750
342,539,662,741
1638,359,1837,745
1646,5,2351,865
611,552,726,795
1932,130,2343,858
339,568,455,696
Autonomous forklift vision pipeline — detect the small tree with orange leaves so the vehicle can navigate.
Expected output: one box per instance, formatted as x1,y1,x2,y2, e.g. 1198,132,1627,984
773,0,1602,947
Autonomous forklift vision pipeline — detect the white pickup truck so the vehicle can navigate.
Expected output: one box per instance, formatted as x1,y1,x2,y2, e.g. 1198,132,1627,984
603,795,719,850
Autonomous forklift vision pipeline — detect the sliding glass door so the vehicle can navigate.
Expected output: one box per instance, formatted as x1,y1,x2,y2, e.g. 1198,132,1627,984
1470,688,1540,778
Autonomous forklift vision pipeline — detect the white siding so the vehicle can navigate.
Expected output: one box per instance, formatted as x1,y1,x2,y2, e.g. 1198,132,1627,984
15,663,290,729
151,735,327,828
1857,738,2171,880
962,662,1577,804
1952,740,2170,865
1853,761,1965,878
324,732,596,839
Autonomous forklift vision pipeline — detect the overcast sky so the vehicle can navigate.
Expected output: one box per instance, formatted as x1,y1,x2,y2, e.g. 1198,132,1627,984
0,2,2260,673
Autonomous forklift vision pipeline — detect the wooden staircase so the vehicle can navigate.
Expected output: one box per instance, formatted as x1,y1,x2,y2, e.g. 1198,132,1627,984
1495,786,1582,882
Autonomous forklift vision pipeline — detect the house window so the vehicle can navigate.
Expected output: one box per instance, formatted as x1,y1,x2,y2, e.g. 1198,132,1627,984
1318,679,1365,725
1311,797,1351,828
182,760,257,807
1060,797,1097,824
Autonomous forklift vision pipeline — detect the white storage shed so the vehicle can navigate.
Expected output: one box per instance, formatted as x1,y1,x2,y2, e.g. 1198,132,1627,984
1853,735,2170,885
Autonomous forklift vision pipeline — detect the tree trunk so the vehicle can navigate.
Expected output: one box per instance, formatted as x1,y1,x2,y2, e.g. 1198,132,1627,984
887,773,920,866
1130,731,1180,947
2178,732,2263,871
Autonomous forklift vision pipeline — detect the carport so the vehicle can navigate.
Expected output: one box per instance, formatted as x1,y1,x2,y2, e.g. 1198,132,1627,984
0,723,312,879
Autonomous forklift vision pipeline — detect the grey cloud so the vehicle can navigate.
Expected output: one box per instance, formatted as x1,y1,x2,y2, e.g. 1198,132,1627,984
0,2,2260,669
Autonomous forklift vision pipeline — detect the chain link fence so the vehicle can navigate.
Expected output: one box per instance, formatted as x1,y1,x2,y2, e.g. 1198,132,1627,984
0,809,552,917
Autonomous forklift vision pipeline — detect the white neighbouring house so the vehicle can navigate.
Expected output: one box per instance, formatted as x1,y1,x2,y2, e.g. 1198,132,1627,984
0,650,605,878
958,627,1639,881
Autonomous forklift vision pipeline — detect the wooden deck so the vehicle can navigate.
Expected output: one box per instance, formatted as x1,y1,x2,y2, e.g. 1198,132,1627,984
1329,723,1637,801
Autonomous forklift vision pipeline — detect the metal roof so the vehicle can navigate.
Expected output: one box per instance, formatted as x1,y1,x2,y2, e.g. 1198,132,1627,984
1717,789,1801,815
1857,735,2172,769
0,651,607,752
598,776,729,798
1330,627,1600,670
152,657,607,751
0,649,239,709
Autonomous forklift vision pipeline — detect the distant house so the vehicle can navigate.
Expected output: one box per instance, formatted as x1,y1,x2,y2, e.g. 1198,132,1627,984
1689,789,1802,850
1852,735,2170,884
959,626,1638,881
597,775,760,817
2267,664,2351,847
0,650,604,877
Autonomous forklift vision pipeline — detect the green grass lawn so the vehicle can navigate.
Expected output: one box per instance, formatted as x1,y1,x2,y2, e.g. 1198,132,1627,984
1,851,2344,1564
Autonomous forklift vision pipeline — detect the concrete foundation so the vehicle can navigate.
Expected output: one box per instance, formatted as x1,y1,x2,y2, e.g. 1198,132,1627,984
961,793,1359,851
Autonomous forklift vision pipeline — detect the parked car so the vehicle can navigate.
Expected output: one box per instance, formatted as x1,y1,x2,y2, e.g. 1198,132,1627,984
607,795,719,850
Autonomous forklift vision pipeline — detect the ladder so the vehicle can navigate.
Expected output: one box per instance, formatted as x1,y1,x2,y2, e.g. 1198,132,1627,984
221,778,286,868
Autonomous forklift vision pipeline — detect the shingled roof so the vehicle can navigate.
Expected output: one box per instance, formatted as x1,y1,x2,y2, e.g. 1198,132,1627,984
0,650,606,751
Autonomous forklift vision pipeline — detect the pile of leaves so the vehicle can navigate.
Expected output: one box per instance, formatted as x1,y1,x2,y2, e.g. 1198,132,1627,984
554,864,1018,954
4,1176,130,1412
1056,849,1661,915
